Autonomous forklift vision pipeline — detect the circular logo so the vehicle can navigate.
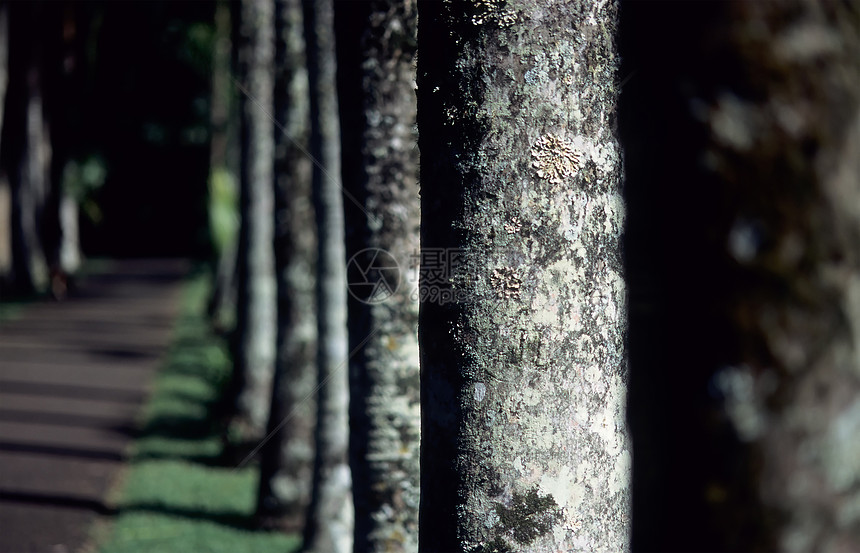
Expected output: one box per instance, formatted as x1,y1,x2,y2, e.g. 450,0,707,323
346,248,401,305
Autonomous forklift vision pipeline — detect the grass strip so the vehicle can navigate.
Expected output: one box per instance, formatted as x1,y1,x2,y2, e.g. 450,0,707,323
97,271,300,553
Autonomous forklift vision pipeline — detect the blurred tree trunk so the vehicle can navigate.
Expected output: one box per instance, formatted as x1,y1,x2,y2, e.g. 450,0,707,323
256,0,316,532
207,0,240,333
0,0,7,155
621,2,860,551
695,3,858,551
0,0,11,280
335,1,420,551
418,1,629,552
7,0,50,294
231,0,276,440
43,1,83,298
300,0,352,551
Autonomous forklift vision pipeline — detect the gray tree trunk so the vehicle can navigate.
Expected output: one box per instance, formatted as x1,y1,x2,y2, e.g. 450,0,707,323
8,1,49,294
301,0,352,551
207,0,240,333
0,1,7,157
417,1,630,552
0,0,11,281
336,1,420,551
694,3,860,551
256,0,317,532
45,2,82,292
232,0,277,440
620,1,860,550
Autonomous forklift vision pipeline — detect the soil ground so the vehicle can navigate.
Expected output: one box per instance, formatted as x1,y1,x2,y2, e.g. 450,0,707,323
0,259,189,553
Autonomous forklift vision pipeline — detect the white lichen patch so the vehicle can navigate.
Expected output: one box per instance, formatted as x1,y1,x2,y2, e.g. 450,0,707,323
538,465,580,511
474,382,487,403
602,192,626,236
531,134,583,185
589,375,626,458
609,449,632,495
529,259,583,332
522,386,541,406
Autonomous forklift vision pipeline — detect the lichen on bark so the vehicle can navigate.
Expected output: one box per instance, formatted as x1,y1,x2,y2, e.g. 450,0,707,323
419,1,630,551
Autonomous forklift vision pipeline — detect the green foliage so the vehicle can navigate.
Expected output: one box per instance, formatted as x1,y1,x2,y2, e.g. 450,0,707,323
174,20,215,77
208,168,239,256
97,273,299,553
0,298,32,323
63,155,107,224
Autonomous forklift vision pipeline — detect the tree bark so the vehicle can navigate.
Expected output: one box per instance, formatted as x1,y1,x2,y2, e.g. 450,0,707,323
620,2,860,551
207,0,240,333
232,0,277,439
301,0,352,551
7,0,50,295
418,1,630,552
43,1,83,293
256,0,316,531
0,0,12,280
336,1,420,551
694,2,859,551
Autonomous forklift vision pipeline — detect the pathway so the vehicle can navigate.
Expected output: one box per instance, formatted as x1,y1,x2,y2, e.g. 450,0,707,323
0,259,189,553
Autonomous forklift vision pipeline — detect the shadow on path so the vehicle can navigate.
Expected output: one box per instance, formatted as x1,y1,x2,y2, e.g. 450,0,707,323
0,259,189,553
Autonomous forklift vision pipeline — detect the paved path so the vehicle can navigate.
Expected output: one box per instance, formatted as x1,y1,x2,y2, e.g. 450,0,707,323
0,259,189,553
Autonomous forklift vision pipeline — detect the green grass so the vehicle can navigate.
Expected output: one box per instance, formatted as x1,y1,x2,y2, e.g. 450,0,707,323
97,272,301,553
0,296,33,323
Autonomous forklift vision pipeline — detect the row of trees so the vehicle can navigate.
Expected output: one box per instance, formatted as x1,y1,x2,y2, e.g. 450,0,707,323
213,1,422,551
0,1,86,298
207,0,860,551
0,1,214,297
0,0,858,550
216,0,631,551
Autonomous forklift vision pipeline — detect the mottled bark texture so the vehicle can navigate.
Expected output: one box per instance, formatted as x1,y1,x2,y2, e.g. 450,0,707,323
620,1,860,551
232,0,276,439
301,0,352,551
256,0,317,531
336,1,420,551
418,1,629,552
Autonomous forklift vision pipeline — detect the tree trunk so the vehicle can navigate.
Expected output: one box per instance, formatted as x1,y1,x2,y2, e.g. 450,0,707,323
207,0,240,333
301,0,352,551
417,1,629,552
0,0,12,280
256,0,316,532
621,2,860,551
232,0,277,440
8,0,50,295
336,1,420,551
43,1,82,296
